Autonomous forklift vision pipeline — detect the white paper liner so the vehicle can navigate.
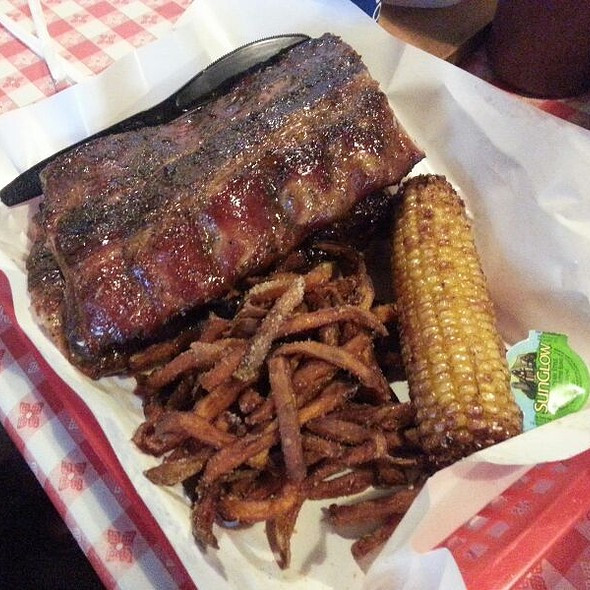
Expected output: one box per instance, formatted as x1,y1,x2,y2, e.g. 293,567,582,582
1,1,590,588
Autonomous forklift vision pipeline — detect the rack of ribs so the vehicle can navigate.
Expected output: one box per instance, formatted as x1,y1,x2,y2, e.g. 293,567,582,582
27,33,424,378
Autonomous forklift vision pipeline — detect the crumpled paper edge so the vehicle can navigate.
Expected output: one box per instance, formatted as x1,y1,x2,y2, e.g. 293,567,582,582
1,1,590,589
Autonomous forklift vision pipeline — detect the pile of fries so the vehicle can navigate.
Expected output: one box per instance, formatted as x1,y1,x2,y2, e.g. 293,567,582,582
132,242,426,567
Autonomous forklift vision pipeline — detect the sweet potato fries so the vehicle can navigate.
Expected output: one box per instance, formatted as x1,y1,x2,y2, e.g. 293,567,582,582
132,242,425,567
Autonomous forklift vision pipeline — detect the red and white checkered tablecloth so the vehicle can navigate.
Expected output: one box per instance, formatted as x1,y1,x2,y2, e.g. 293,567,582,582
1,3,590,588
0,1,196,587
0,0,191,113
0,271,196,588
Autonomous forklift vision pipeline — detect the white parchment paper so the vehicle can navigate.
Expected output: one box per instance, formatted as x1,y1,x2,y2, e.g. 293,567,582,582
1,1,590,588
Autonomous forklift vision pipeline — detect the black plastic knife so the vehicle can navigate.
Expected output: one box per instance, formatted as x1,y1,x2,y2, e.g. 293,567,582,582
0,33,309,207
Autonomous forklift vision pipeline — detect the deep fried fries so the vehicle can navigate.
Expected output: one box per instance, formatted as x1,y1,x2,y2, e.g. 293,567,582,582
275,340,392,402
325,486,421,528
307,469,374,500
154,411,236,449
268,355,306,483
266,493,305,569
351,515,404,561
218,481,302,524
234,276,305,382
133,243,425,568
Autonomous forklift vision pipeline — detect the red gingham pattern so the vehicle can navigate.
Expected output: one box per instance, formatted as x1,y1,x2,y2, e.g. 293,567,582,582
440,450,590,589
0,270,196,590
0,0,191,113
1,0,590,129
1,5,590,587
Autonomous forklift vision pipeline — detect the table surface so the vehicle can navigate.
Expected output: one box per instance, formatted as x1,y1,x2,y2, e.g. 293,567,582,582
381,0,498,63
381,0,590,130
0,1,589,588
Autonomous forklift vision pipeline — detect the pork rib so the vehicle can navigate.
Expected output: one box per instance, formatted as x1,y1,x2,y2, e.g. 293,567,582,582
29,33,423,377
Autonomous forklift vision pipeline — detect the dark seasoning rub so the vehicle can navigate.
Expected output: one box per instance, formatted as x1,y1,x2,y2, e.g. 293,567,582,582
27,33,423,378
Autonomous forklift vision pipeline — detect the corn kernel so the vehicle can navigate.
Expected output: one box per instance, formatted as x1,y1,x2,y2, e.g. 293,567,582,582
392,175,523,467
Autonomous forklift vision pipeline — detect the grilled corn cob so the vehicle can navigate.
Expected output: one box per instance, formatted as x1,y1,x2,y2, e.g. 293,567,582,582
392,175,522,467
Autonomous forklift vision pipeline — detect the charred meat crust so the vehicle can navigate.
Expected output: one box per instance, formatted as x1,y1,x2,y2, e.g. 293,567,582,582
29,33,424,377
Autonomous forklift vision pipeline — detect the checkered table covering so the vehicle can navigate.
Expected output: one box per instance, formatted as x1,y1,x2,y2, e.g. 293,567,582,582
0,270,196,589
1,3,589,588
0,2,196,587
0,0,191,113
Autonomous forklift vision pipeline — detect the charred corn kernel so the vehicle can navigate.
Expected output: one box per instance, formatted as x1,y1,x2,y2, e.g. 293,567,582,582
392,175,522,467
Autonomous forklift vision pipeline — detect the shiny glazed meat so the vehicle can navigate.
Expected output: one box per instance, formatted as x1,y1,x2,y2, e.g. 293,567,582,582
28,33,423,377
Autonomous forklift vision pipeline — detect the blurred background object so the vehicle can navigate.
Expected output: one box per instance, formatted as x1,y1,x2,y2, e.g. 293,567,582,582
381,0,496,62
351,0,383,19
487,0,590,98
384,0,464,7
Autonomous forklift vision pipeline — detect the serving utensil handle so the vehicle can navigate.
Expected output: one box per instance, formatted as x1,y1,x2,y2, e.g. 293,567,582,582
0,34,309,207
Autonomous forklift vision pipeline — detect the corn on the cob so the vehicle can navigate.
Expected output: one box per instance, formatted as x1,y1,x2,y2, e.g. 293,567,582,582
392,175,522,467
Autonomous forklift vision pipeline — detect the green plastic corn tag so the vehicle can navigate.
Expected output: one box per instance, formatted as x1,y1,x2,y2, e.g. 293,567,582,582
507,331,590,431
